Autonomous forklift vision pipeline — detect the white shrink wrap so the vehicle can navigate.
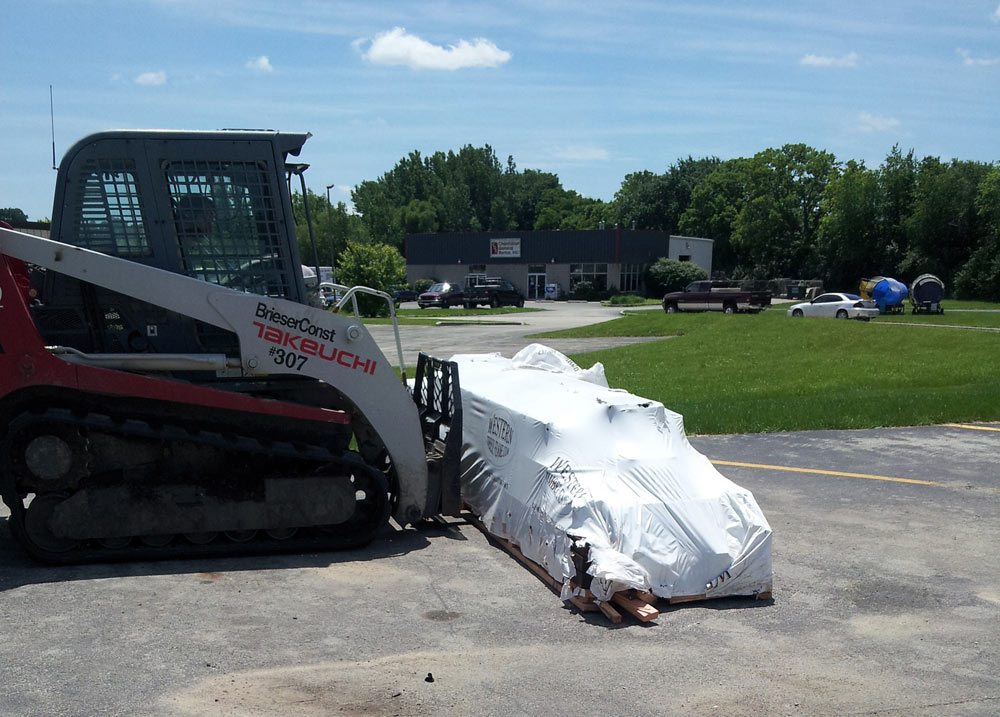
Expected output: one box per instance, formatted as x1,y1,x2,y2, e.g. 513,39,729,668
454,345,772,601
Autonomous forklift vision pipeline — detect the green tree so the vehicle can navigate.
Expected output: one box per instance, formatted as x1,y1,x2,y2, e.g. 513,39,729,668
532,188,609,230
678,159,748,275
661,156,721,232
614,158,720,234
291,190,367,271
400,199,438,234
438,184,476,231
954,167,1000,300
730,144,837,278
352,180,405,249
646,257,708,296
878,145,917,269
447,145,504,229
901,158,991,284
502,167,562,229
0,207,28,224
818,160,883,290
614,171,668,230
335,241,407,317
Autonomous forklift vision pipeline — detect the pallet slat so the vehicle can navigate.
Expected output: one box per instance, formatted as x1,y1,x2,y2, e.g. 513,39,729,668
611,593,659,622
596,601,623,624
634,590,658,605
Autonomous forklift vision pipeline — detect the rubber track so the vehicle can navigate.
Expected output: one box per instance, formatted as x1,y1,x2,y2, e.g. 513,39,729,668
2,405,391,565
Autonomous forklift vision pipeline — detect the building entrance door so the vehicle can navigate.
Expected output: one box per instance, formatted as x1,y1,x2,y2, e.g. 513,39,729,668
527,268,546,300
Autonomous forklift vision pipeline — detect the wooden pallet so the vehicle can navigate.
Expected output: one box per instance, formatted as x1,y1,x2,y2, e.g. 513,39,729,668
466,510,770,624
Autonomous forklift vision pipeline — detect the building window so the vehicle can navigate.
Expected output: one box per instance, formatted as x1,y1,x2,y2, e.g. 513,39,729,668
569,263,608,291
619,263,644,293
468,264,486,274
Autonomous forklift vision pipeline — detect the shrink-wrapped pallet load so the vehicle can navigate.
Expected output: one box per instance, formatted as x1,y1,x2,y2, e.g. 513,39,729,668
454,345,772,602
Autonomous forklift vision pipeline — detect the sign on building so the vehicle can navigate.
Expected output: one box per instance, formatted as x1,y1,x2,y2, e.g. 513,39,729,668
489,237,521,259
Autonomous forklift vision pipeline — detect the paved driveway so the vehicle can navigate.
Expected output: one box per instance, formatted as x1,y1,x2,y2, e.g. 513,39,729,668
368,301,665,367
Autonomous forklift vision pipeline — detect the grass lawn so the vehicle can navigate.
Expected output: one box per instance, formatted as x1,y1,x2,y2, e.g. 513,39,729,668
874,300,1000,329
601,297,663,307
533,303,1000,434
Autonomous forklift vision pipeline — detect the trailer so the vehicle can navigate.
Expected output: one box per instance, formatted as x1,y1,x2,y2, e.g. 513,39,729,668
910,274,945,315
859,276,908,314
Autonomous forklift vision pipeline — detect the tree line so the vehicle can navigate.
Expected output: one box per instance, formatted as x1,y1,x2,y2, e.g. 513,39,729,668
293,143,1000,301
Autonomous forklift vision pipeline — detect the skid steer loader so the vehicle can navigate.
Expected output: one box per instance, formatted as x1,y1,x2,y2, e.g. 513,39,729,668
0,130,461,563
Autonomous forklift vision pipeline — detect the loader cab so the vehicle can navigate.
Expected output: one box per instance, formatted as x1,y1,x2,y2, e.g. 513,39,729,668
33,129,312,357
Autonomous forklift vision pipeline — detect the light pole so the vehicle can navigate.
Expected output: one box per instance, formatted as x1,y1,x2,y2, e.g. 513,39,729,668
325,184,335,275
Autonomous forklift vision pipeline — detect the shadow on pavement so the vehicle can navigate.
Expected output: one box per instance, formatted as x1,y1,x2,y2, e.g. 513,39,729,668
0,518,433,593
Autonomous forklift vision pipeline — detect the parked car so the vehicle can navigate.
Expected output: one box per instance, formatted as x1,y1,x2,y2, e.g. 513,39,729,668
786,293,879,320
391,287,419,303
464,278,525,309
662,280,771,314
417,281,464,309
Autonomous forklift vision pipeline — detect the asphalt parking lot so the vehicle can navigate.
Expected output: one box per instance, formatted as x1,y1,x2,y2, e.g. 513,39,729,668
369,300,665,367
2,426,997,716
1,305,998,715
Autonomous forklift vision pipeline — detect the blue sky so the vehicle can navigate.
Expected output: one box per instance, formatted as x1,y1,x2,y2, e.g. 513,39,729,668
2,1,998,220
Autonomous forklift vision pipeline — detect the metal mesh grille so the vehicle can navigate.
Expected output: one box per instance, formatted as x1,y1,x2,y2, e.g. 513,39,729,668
74,159,150,256
167,160,290,298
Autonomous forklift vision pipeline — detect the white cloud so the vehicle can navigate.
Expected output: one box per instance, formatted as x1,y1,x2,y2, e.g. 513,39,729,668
994,4,1000,21
134,71,167,86
856,112,900,133
553,145,610,162
800,52,858,68
245,55,274,73
956,48,1000,66
360,27,511,70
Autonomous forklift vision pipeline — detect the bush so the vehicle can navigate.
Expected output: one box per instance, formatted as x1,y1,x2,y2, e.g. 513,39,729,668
954,242,1000,301
335,241,407,317
609,294,646,306
414,277,436,293
571,280,595,301
645,258,708,296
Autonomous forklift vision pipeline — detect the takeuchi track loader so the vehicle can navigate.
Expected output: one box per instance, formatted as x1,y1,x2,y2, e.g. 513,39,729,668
0,130,461,563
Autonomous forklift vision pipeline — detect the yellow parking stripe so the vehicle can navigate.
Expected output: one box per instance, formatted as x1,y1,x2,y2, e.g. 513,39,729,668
942,423,1000,433
710,460,940,487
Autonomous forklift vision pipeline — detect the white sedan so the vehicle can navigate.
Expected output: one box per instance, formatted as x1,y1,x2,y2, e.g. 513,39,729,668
787,293,879,320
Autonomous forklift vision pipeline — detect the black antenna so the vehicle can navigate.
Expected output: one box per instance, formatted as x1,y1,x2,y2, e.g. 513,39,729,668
49,84,57,170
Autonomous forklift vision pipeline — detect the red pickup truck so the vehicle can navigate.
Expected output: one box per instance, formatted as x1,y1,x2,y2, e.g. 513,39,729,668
662,281,771,314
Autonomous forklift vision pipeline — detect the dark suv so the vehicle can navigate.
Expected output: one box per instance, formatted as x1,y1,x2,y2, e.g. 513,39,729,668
464,279,525,309
391,287,419,303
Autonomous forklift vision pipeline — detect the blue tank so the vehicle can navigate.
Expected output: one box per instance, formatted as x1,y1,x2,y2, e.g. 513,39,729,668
871,277,908,313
